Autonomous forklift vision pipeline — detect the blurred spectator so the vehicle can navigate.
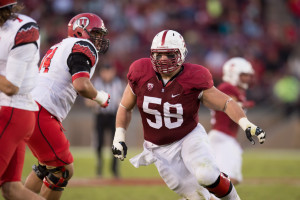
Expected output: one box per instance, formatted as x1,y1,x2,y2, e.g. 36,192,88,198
273,74,300,117
85,63,125,178
18,0,299,109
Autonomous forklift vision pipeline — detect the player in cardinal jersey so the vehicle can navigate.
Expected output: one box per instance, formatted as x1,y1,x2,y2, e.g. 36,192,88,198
24,13,110,199
0,1,45,200
208,57,255,186
112,30,266,200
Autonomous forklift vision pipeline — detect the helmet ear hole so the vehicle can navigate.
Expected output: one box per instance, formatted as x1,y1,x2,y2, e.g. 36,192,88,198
77,32,82,37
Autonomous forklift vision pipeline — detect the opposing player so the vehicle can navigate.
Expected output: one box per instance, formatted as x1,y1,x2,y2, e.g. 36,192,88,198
24,13,110,199
0,1,45,199
208,57,255,186
112,30,266,200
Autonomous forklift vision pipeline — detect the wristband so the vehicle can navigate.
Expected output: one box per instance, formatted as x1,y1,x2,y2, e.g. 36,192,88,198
92,90,108,105
238,117,255,131
114,127,126,142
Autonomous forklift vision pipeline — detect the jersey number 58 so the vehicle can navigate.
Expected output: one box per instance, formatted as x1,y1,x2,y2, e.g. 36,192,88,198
143,96,183,129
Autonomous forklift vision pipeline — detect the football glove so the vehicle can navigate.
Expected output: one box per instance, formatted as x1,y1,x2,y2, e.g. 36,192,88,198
112,128,127,161
238,117,266,145
93,90,110,108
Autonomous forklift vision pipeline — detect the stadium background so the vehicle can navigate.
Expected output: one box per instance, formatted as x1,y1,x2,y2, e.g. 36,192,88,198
19,0,299,148
16,0,300,199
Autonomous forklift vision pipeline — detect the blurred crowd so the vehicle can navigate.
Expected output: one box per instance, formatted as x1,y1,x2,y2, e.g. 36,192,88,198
20,0,300,115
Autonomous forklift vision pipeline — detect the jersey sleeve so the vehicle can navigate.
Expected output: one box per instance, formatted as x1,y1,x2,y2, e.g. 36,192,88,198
13,22,39,49
193,66,214,90
67,52,92,82
71,40,97,66
218,83,240,98
127,59,143,94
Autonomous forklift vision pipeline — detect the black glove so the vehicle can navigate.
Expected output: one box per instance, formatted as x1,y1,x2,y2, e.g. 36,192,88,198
245,126,266,145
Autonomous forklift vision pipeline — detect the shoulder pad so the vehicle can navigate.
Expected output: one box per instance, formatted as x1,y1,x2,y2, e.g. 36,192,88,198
71,40,97,66
14,22,39,47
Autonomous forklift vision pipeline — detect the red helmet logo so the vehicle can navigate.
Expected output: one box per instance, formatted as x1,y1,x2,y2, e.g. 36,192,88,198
73,17,90,31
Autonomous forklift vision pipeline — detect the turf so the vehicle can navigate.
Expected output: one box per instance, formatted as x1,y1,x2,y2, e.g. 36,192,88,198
21,147,300,200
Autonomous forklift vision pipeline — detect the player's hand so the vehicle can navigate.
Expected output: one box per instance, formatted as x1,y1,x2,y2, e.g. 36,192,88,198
112,128,127,161
238,117,266,145
100,94,110,108
245,125,266,145
93,90,110,108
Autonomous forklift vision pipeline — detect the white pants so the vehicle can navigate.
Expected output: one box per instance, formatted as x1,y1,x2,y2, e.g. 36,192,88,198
208,130,243,183
130,124,221,200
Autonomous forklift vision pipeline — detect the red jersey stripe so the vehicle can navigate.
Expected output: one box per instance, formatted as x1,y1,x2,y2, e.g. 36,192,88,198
72,72,90,82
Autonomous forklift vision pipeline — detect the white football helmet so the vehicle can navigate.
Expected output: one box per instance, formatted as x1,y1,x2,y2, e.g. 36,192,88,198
222,57,254,89
150,30,188,74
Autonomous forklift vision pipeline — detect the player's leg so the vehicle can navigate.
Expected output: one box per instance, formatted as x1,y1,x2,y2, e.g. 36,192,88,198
182,124,240,200
1,181,45,200
96,113,106,177
25,105,73,199
208,130,243,185
1,143,44,200
0,107,44,200
150,141,211,200
39,163,73,200
25,162,73,200
108,114,119,178
24,164,47,193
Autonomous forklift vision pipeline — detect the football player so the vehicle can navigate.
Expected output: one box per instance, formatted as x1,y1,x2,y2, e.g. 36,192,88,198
112,30,266,200
208,57,255,187
0,0,45,199
24,13,110,199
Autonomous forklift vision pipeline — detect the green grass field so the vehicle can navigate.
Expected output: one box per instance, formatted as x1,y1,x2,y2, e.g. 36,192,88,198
21,148,300,200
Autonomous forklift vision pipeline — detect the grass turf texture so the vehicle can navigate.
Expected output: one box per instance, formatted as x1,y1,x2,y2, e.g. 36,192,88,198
22,148,300,200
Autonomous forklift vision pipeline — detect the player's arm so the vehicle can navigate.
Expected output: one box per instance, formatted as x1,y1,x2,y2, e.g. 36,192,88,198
1,22,40,96
0,43,38,96
68,53,110,107
202,86,266,144
112,84,137,161
0,75,18,96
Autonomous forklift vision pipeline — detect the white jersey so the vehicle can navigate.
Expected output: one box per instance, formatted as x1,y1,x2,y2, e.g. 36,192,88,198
31,37,98,121
0,14,40,111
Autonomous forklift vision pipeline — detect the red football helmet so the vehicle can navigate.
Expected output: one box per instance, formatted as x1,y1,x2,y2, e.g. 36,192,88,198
0,0,17,9
68,13,109,54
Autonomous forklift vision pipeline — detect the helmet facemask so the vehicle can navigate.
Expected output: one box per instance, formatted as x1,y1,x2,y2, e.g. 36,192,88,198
86,28,109,54
150,49,182,74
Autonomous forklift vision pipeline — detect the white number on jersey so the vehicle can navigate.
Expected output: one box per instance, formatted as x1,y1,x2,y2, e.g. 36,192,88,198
143,96,183,129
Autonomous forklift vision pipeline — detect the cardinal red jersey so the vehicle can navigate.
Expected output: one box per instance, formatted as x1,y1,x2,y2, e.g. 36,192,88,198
128,58,213,145
211,82,247,138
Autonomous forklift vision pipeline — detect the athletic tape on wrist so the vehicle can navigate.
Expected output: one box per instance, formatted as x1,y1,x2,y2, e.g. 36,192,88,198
238,117,256,132
92,90,108,105
114,127,126,142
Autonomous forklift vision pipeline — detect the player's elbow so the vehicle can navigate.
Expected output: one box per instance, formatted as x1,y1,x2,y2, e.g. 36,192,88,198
73,77,90,95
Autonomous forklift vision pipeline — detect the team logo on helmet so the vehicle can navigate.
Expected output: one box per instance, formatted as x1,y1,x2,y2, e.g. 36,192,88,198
147,83,154,91
73,17,90,30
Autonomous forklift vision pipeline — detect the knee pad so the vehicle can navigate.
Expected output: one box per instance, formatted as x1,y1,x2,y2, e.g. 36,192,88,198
33,164,49,180
43,166,70,191
205,173,233,198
